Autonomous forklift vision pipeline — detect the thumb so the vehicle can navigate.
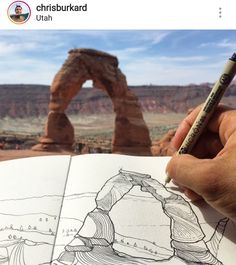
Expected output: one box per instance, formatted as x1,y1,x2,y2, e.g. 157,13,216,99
166,154,217,195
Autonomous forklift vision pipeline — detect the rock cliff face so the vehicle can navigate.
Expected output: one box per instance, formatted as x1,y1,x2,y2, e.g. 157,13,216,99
1,84,236,118
0,85,49,118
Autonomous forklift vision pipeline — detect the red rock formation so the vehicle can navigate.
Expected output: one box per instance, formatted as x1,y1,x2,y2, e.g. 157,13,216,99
151,129,176,156
32,49,151,154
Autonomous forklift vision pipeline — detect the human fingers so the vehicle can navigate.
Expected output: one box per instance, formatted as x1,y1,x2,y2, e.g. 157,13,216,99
190,131,223,158
207,105,236,145
183,188,202,202
171,106,202,150
172,178,203,201
166,154,224,199
171,104,234,151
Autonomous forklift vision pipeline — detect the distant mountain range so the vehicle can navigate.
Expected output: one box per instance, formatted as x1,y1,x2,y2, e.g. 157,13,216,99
1,83,236,118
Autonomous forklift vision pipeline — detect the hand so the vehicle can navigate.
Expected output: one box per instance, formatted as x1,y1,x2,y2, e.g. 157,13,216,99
166,104,236,222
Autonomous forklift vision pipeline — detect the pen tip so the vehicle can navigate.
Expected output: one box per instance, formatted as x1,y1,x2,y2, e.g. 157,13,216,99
165,172,171,186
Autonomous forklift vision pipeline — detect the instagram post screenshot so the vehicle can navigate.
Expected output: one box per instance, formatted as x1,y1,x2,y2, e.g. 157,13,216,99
0,1,236,265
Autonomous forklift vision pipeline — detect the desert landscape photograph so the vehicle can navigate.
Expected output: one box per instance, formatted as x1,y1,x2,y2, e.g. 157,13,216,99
0,30,236,160
1,30,236,265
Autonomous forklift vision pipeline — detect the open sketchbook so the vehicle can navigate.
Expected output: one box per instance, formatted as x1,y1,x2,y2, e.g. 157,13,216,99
0,154,235,265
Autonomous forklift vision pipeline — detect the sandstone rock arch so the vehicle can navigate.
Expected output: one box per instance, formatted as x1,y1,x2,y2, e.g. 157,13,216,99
32,49,151,154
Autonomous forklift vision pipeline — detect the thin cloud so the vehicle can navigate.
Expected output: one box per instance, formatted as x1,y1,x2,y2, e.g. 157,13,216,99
199,39,236,50
150,31,171,45
217,39,236,50
0,57,59,84
0,41,39,57
158,55,208,63
108,47,148,60
0,30,235,85
124,57,224,85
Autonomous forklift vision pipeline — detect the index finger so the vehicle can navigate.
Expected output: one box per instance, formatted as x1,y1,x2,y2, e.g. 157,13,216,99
172,104,234,150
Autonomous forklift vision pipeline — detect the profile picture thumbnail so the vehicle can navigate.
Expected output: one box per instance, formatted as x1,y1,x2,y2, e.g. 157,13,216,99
8,1,31,24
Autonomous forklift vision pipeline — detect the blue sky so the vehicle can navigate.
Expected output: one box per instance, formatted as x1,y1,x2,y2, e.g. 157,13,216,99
0,30,235,85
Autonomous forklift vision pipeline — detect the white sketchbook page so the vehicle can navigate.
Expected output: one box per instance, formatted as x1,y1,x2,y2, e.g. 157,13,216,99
52,154,236,265
0,155,71,265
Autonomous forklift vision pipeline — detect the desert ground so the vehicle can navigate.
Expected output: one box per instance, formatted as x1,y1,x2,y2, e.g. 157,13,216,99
0,112,185,161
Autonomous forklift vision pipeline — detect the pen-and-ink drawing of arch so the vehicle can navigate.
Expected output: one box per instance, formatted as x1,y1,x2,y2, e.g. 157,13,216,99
32,49,151,155
54,169,228,265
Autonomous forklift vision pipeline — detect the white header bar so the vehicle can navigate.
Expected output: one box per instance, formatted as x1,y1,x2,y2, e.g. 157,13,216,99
0,0,236,29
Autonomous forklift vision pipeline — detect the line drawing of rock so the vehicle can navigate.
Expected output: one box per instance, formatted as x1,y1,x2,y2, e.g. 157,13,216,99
53,169,228,265
32,49,151,155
